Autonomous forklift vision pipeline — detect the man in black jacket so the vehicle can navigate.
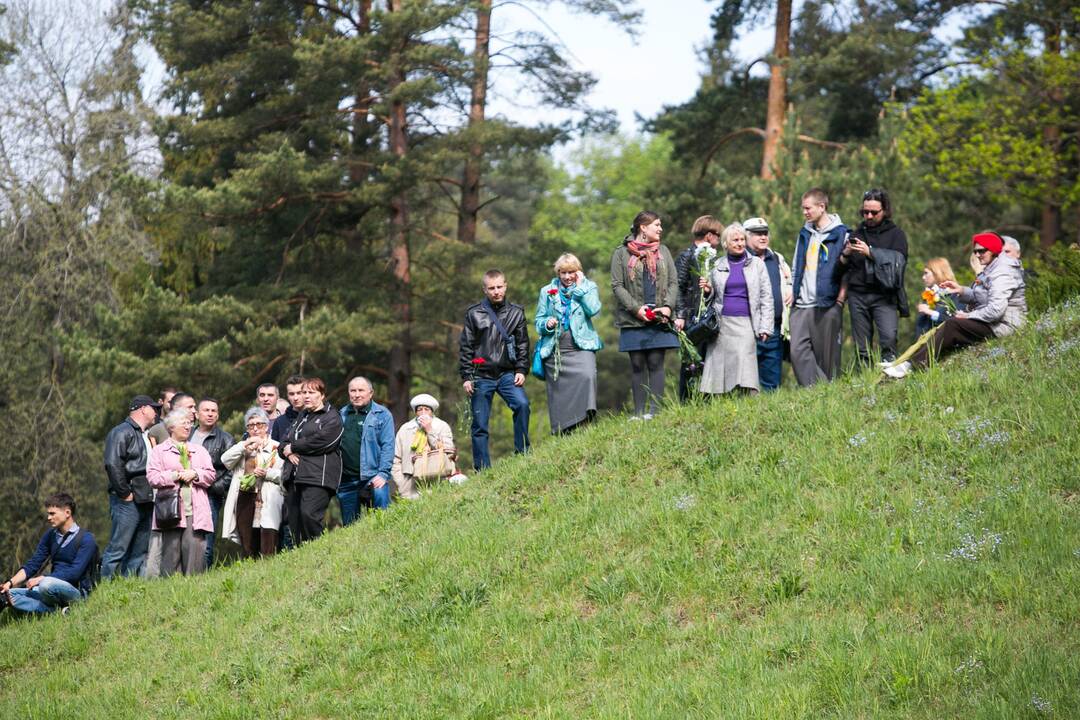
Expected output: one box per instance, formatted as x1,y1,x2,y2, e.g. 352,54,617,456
459,269,530,470
835,188,909,365
674,215,722,401
101,395,159,579
192,397,233,568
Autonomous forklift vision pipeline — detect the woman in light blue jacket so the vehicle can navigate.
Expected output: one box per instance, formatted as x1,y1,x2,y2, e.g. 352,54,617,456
534,253,602,434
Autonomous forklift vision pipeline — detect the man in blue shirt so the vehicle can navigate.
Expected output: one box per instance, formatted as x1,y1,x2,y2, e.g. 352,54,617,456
1,493,97,615
338,376,396,524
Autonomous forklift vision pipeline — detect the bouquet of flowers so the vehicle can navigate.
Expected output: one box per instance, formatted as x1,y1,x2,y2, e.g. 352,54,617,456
645,306,702,364
921,285,958,314
547,288,564,382
692,245,717,317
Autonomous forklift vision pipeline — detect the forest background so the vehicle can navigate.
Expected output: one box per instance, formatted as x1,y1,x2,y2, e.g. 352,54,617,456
0,0,1077,569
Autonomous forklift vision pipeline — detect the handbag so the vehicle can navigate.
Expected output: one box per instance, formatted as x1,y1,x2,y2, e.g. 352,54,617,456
154,486,182,529
684,305,720,346
412,440,456,481
530,343,545,380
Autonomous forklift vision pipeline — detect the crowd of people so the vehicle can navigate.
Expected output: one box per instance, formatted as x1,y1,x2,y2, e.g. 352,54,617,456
1,186,1030,616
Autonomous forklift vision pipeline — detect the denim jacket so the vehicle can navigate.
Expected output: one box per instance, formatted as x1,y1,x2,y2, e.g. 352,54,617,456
339,401,395,482
534,278,603,359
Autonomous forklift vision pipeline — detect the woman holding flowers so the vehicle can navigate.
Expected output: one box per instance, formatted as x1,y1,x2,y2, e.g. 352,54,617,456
535,253,602,434
885,231,1027,379
699,223,774,395
147,408,216,576
610,210,679,419
915,257,957,338
221,407,284,558
674,215,723,400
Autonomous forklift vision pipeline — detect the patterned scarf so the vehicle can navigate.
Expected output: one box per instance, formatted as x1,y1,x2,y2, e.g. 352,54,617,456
559,285,574,330
626,239,660,281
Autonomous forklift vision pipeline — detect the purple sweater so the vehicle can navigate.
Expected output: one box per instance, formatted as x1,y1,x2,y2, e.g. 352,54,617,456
722,254,751,317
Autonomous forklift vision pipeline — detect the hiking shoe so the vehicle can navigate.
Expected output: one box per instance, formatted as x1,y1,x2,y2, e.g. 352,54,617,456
61,606,70,616
883,361,912,379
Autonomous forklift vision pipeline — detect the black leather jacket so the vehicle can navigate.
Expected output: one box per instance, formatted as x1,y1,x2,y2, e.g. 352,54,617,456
198,425,235,499
675,244,707,322
279,403,343,490
104,417,151,503
458,300,530,380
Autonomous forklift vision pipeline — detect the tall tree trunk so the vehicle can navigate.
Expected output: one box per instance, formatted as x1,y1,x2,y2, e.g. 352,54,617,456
387,0,412,425
760,0,791,180
1039,22,1063,249
457,0,491,244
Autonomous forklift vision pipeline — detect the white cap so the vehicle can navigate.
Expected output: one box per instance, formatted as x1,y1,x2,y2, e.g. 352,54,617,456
743,217,769,232
410,393,439,412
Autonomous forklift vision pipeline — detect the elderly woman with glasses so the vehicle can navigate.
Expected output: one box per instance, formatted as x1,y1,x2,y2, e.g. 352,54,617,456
885,231,1027,379
698,223,774,395
221,408,284,557
146,408,217,576
391,394,467,500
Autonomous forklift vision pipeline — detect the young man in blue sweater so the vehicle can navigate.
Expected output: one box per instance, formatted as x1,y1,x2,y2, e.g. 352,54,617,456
1,493,97,615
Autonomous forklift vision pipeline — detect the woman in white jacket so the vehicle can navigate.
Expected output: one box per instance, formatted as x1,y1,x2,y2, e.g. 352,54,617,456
221,407,284,557
392,394,466,500
699,223,775,395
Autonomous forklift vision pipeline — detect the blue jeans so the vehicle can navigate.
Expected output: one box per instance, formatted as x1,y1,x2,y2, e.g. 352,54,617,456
471,373,530,470
8,577,83,614
101,494,152,579
338,474,391,526
756,328,784,391
205,493,223,568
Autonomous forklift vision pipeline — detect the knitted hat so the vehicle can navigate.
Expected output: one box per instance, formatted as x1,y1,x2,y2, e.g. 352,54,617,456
972,231,1003,255
410,393,439,412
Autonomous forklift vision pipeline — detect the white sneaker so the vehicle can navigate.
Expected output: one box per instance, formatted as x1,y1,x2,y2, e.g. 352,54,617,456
448,473,468,485
883,361,912,379
629,415,644,421
642,413,654,421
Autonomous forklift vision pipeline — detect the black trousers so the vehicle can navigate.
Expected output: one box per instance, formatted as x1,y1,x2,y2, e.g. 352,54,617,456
848,290,899,364
910,317,995,368
287,484,334,544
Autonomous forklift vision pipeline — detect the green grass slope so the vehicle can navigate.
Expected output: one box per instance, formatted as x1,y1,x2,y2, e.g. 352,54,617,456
3,300,1080,719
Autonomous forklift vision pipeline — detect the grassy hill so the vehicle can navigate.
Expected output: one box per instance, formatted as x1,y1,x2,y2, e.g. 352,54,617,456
2,299,1079,719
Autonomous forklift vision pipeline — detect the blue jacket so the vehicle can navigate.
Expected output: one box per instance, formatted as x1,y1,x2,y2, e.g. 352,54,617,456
339,401,395,482
791,217,847,308
22,525,97,594
534,278,603,359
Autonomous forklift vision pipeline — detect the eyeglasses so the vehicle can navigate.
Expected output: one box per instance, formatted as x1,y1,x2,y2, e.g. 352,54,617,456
246,422,268,429
861,208,883,217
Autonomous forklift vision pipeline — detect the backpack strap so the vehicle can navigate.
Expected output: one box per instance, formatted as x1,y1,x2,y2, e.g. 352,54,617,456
481,299,517,363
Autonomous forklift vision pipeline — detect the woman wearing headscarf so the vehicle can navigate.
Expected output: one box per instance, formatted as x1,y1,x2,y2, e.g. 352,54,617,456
535,252,602,434
146,409,216,576
698,223,774,395
610,210,679,419
221,407,284,558
885,231,1027,378
391,394,465,500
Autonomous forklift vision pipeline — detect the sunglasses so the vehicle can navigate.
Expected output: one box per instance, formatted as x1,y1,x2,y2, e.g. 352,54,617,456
972,247,992,255
861,208,883,216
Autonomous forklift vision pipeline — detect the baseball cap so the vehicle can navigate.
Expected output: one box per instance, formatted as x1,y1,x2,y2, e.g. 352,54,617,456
743,217,769,232
129,395,162,411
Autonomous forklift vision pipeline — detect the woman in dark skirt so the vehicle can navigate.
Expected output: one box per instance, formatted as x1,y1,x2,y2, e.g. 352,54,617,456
610,210,679,419
535,253,602,434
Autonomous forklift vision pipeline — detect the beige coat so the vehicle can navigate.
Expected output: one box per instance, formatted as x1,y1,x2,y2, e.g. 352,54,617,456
391,416,456,500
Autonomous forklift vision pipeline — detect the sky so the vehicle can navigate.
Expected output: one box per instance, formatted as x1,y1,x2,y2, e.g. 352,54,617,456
489,0,774,132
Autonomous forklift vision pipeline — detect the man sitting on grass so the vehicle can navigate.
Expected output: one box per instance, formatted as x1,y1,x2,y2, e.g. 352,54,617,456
1,493,98,616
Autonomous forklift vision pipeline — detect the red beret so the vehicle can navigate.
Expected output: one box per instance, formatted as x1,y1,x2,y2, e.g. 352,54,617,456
972,232,1003,255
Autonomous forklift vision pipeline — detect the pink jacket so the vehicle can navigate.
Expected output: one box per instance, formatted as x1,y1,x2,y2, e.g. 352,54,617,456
147,439,216,532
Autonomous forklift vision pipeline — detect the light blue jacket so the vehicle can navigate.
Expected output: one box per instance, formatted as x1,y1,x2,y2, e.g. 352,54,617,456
534,278,603,359
339,401,395,482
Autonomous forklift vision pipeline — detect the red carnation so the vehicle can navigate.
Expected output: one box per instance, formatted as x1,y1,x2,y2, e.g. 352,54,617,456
644,307,657,321
472,357,486,365
548,288,558,295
